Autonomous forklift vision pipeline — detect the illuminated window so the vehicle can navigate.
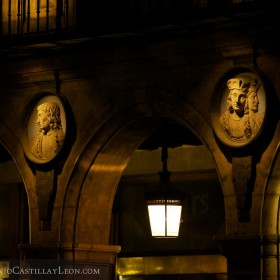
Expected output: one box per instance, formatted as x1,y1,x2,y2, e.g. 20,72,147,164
1,0,76,35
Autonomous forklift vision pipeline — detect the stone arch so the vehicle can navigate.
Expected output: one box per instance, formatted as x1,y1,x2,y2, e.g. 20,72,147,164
0,121,35,209
258,122,280,280
262,147,280,236
60,89,232,247
0,121,35,257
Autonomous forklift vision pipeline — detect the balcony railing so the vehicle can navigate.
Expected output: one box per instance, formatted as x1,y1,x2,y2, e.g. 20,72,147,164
0,0,76,36
0,0,271,38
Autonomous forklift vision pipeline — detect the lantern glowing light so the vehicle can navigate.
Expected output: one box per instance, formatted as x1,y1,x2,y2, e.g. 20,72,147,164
146,146,184,238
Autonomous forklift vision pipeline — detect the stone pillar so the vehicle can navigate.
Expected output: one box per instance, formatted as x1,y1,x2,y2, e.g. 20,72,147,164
18,243,121,280
215,235,262,280
262,235,279,280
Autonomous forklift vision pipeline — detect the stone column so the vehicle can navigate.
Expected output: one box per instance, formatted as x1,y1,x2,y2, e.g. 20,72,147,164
262,235,279,280
215,234,262,280
18,243,121,280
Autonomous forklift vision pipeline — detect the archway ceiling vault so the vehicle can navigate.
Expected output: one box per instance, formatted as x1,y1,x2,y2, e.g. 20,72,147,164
138,119,202,151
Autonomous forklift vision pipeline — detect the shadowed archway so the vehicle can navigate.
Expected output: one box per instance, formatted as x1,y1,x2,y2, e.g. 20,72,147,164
59,90,231,249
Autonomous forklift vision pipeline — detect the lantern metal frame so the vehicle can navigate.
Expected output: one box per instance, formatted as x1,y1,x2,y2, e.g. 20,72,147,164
145,145,185,238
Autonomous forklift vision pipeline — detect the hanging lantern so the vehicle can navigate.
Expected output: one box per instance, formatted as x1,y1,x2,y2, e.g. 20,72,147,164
146,145,184,238
146,194,183,237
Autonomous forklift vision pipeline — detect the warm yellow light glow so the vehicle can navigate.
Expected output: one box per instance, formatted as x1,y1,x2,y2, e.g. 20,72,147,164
0,261,9,279
117,255,227,275
148,202,182,237
167,205,182,236
148,205,166,236
1,0,75,35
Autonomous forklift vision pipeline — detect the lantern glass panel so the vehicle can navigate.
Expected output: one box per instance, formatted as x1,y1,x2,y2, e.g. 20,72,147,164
166,204,182,236
148,204,165,236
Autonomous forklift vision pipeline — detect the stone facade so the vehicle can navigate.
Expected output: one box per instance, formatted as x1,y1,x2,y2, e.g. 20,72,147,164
0,3,280,280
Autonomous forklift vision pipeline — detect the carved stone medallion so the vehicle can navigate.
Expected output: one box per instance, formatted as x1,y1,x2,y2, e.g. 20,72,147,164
22,94,67,164
211,72,266,147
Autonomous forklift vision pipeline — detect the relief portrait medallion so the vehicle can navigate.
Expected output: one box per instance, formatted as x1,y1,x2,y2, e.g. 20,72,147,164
211,72,266,147
23,94,67,164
